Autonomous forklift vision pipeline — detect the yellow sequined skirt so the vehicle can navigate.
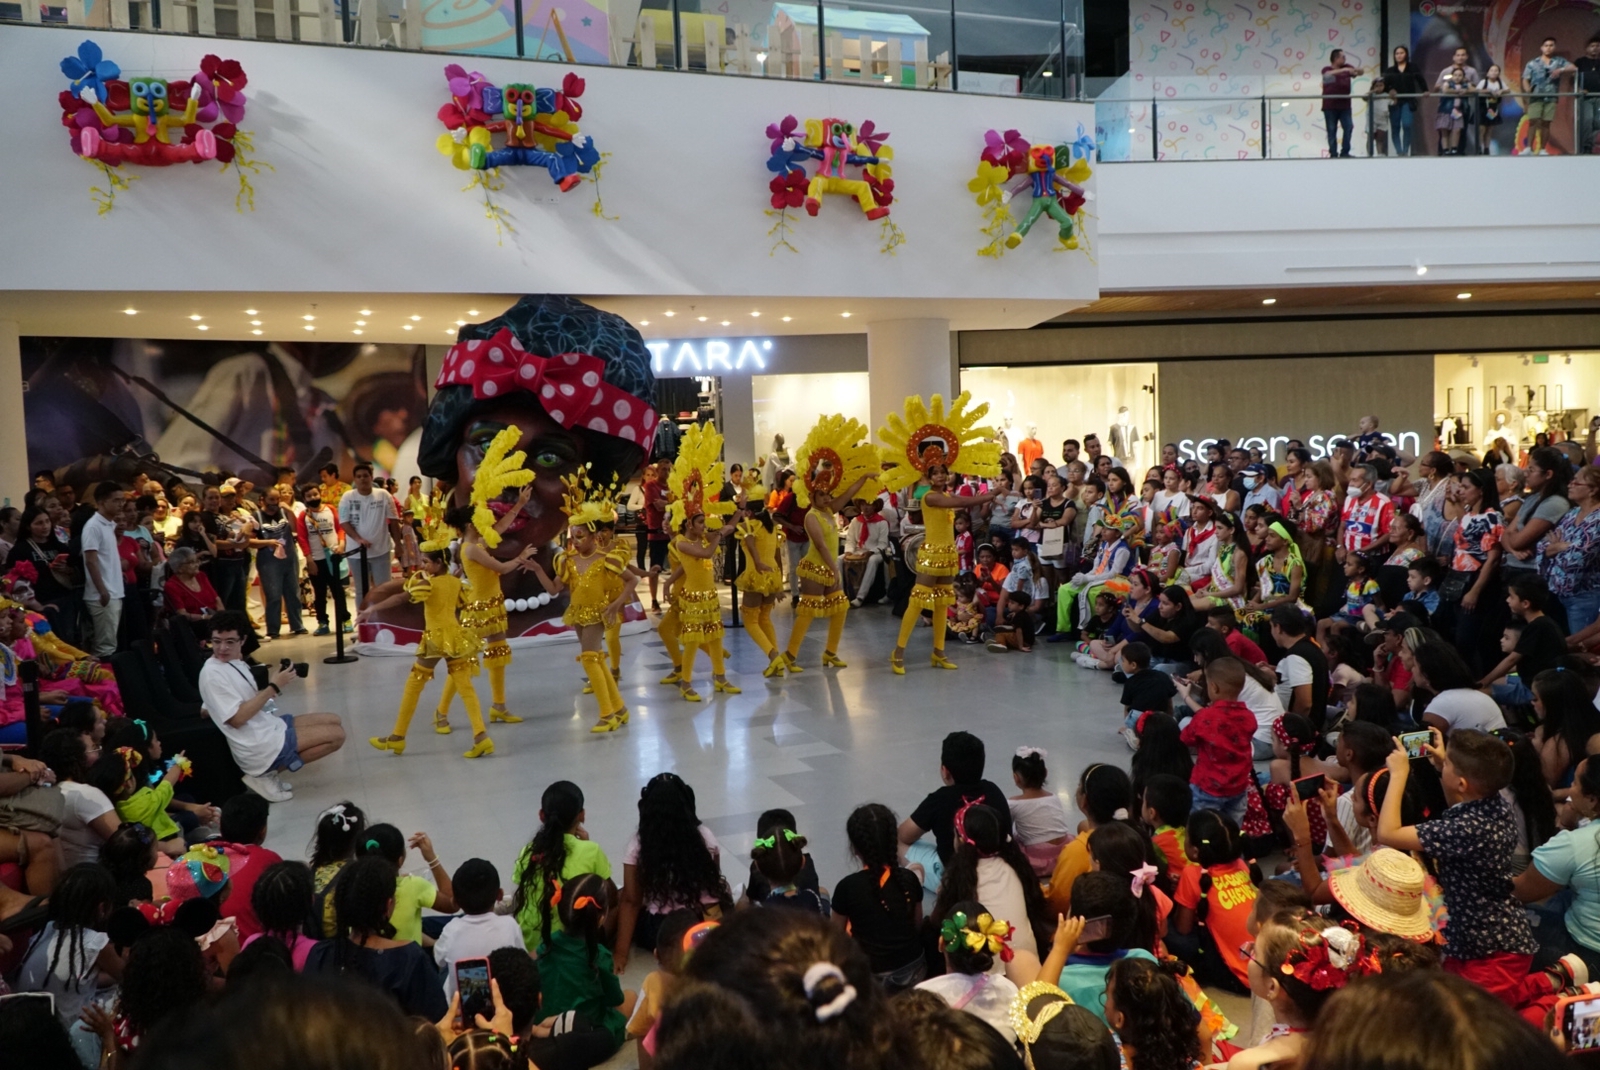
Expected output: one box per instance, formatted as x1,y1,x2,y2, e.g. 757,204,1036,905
461,597,509,637
675,587,724,639
796,557,839,588
908,582,957,612
736,565,785,595
563,598,610,628
915,541,959,579
796,590,849,619
417,625,484,667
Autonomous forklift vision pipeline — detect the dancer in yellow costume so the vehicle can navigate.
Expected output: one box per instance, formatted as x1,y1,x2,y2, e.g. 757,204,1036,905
782,415,880,672
736,509,787,677
363,520,495,759
881,393,1002,675
592,525,649,688
662,423,739,701
525,467,637,733
432,429,536,732
654,540,687,686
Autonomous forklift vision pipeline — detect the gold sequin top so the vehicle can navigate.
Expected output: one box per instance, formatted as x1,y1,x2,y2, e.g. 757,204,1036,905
459,550,510,635
557,549,622,627
797,508,840,585
916,502,959,577
406,572,483,662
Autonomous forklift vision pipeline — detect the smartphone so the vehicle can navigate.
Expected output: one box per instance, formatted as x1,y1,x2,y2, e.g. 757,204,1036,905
455,957,492,1026
1399,730,1433,760
1078,915,1113,944
1293,774,1326,802
0,992,55,1015
1559,993,1600,1052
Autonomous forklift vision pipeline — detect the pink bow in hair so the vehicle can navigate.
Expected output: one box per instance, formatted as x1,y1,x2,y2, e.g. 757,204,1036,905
1130,863,1158,898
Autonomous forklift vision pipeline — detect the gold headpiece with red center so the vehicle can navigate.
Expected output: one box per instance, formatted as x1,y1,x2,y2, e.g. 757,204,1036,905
877,392,1002,492
666,422,736,531
794,414,881,509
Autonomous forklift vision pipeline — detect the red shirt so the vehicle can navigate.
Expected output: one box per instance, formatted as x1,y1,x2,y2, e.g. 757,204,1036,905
1223,629,1266,665
773,491,810,544
117,535,141,585
1339,492,1394,553
1179,699,1257,797
642,482,668,540
217,842,283,941
164,572,220,615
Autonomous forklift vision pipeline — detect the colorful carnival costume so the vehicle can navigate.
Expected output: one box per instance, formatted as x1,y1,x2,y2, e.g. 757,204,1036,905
553,466,633,732
1246,522,1312,628
667,424,739,701
783,415,881,672
879,394,1000,673
369,553,493,759
1055,514,1138,634
735,517,785,674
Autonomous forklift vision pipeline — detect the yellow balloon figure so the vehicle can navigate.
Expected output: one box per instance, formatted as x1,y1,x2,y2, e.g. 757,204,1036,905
880,394,1002,674
781,415,881,672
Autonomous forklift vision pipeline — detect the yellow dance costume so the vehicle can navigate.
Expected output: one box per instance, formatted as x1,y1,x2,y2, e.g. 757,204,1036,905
370,572,492,758
735,518,784,666
558,546,631,727
783,414,881,672
656,541,686,684
665,422,739,701
879,393,1002,673
674,537,731,700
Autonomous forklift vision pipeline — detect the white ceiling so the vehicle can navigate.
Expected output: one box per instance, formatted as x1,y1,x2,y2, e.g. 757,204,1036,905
0,292,1087,343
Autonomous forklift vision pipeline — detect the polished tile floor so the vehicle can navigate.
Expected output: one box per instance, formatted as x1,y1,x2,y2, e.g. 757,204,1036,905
258,600,1135,1064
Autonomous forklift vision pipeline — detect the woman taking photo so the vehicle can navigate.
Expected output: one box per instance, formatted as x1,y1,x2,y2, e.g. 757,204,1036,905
1137,585,1202,674
1540,464,1600,633
1205,463,1239,516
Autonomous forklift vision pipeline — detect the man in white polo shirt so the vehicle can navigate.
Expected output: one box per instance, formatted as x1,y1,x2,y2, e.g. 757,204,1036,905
79,481,126,658
197,610,346,801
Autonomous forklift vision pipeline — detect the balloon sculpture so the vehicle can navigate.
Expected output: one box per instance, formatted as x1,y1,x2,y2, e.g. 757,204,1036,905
764,115,904,255
437,66,606,239
59,41,261,213
967,126,1094,258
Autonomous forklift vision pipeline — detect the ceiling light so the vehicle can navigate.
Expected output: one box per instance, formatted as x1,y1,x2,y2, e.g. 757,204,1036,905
251,329,263,336
1415,265,1428,276
250,320,262,326
188,314,203,321
244,308,259,315
720,320,731,326
698,316,708,322
353,329,364,335
466,309,480,316
664,311,675,317
781,316,792,322
409,315,422,321
445,329,455,335
883,75,893,82
757,50,768,62
640,320,650,326
196,324,209,331
304,325,315,332
355,320,367,326
750,311,761,317
840,311,852,318
302,314,315,321
455,320,467,326
402,325,413,331
1456,292,1472,300
1261,298,1276,305
122,308,137,316
1042,70,1053,77
358,308,373,316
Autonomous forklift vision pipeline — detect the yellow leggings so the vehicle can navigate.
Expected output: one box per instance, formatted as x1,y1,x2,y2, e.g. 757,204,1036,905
786,595,846,658
394,660,485,739
897,583,952,654
743,600,779,657
579,649,624,720
436,641,510,718
605,623,621,675
659,608,682,671
682,637,727,683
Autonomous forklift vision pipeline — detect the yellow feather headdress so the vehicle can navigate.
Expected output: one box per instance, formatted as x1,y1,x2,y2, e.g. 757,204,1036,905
877,392,1002,492
467,426,536,549
417,507,459,554
561,464,621,530
793,414,882,510
665,422,737,532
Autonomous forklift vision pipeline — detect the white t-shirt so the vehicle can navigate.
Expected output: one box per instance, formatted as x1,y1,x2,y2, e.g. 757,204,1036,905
916,972,1021,1042
198,657,287,776
1424,688,1506,733
1009,794,1072,846
434,912,527,998
1275,655,1312,713
338,488,397,556
622,824,722,913
975,857,1038,960
302,505,343,561
1242,674,1285,748
19,923,112,1029
57,781,116,869
80,512,124,600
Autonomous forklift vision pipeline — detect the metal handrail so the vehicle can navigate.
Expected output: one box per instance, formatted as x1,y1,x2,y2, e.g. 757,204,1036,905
1092,90,1592,104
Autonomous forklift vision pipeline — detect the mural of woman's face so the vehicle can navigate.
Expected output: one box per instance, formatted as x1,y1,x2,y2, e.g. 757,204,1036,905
451,399,589,560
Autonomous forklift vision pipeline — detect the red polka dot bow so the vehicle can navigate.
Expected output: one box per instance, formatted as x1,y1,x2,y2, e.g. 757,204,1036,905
435,328,658,446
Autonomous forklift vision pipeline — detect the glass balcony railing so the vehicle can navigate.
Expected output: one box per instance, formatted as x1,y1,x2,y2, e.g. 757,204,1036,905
1,0,1086,100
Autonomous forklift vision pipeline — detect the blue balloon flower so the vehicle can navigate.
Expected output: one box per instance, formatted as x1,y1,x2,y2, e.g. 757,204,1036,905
61,39,120,103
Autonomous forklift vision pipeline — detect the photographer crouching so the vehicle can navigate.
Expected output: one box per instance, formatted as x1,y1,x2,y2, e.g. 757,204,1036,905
197,610,345,802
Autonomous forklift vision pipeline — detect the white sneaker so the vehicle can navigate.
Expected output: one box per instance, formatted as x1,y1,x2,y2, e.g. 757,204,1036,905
272,771,295,798
1122,727,1141,752
242,773,292,802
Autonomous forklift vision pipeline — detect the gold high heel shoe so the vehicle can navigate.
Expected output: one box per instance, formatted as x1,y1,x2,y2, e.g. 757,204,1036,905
679,684,703,703
590,714,622,734
616,707,630,724
713,677,742,694
659,667,682,685
433,711,452,735
489,705,524,724
462,736,495,758
763,651,787,678
783,653,804,674
931,652,958,670
890,652,906,676
368,735,406,755
821,651,847,668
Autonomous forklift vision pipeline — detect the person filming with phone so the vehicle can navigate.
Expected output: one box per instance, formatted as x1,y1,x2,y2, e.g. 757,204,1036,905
197,610,346,802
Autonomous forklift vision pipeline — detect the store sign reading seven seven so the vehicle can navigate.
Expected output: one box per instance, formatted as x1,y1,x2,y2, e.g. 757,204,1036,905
645,339,773,374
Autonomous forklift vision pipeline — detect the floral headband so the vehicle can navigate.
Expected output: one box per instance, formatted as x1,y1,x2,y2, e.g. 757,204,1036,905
753,828,801,851
1280,923,1379,991
939,910,1015,963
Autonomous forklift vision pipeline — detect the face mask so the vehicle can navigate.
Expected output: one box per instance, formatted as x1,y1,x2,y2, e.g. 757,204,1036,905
1244,476,1261,489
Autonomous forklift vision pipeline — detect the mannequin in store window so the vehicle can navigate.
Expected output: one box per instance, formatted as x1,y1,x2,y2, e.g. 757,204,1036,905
1017,425,1044,474
1109,407,1138,470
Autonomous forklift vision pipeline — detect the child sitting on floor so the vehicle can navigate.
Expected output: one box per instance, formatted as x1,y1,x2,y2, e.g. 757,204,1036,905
1009,746,1073,878
1170,809,1259,994
537,872,638,1057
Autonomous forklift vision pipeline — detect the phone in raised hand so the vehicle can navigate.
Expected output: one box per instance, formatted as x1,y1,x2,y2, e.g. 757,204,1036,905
455,958,492,1027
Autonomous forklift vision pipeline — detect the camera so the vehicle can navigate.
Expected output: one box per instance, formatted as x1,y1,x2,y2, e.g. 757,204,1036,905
279,658,310,679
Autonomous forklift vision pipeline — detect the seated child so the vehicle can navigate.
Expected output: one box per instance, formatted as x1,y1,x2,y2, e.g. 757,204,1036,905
986,589,1037,652
489,946,620,1070
751,827,830,917
1148,523,1182,584
1087,822,1171,952
537,872,639,1056
1041,870,1155,1022
434,858,526,998
1170,809,1260,994
356,824,457,946
92,743,190,857
1207,606,1266,665
1118,641,1177,737
1318,555,1378,646
215,793,282,942
626,909,704,1070
1141,773,1192,882
948,573,984,645
1404,558,1443,622
1078,592,1121,651
1008,746,1073,878
743,808,820,905
915,900,1021,1042
1104,957,1206,1070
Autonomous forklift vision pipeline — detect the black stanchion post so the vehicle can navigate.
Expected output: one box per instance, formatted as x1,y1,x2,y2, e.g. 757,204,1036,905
19,660,42,756
323,551,359,665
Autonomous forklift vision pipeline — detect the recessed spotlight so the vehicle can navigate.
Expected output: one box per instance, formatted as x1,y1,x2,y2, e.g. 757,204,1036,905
781,316,792,322
466,309,480,316
355,320,367,326
640,320,650,326
358,309,373,316
188,314,203,321
1261,298,1276,305
750,311,761,317
250,320,262,326
122,308,138,316
243,308,258,315
698,316,708,322
302,314,315,321
402,324,413,331
664,311,675,317
840,311,852,318
353,329,364,335
251,329,263,336
304,325,315,332
720,320,731,326
1457,292,1472,300
409,315,422,321
196,324,209,331
455,320,467,326
1415,265,1428,276
445,329,455,335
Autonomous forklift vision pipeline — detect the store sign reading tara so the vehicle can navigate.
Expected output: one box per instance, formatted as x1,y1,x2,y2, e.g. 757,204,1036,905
1177,432,1423,463
644,338,774,375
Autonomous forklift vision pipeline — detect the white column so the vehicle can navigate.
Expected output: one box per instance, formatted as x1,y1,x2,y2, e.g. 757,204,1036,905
718,374,756,469
0,322,25,509
866,318,956,433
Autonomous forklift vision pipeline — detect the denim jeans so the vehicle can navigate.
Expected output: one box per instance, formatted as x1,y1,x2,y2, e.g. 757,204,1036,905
1491,674,1533,705
1324,108,1353,156
1191,786,1249,828
256,550,304,636
1560,590,1600,635
1390,101,1415,155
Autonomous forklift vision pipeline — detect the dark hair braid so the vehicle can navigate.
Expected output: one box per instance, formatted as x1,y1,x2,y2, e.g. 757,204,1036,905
844,803,913,921
510,781,584,948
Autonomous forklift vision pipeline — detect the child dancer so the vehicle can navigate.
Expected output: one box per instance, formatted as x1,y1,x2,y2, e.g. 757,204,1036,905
655,542,686,686
596,524,647,685
364,527,494,759
433,428,536,732
665,423,740,701
525,468,636,732
735,508,787,677
880,394,1001,674
784,414,879,672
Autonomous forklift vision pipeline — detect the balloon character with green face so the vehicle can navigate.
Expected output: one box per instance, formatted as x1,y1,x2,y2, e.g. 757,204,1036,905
77,77,217,165
776,117,893,220
1001,142,1090,250
466,81,600,190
